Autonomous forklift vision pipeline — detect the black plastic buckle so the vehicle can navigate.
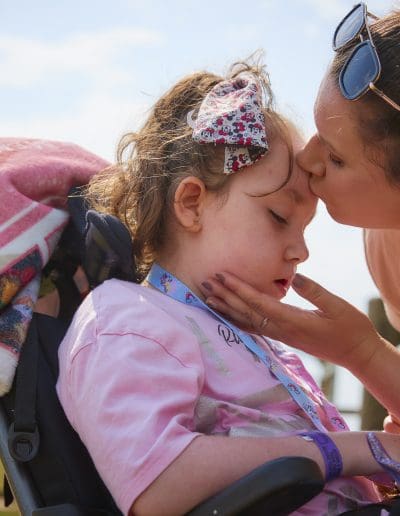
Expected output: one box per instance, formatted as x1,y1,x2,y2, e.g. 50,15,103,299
8,422,40,462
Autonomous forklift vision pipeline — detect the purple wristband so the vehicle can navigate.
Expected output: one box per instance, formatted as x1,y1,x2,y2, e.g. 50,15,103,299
299,431,343,482
367,432,400,485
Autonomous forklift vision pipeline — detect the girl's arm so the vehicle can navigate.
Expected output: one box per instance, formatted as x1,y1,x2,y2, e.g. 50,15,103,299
132,431,400,516
199,272,400,421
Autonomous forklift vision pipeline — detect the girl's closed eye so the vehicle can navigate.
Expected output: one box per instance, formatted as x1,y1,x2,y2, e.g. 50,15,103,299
269,209,288,225
328,152,344,167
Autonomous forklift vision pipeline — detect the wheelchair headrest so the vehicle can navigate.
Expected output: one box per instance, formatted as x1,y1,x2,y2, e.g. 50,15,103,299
84,210,137,287
67,188,137,287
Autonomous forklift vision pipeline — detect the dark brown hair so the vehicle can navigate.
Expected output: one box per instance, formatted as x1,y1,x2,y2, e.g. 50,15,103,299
330,9,400,184
86,58,293,278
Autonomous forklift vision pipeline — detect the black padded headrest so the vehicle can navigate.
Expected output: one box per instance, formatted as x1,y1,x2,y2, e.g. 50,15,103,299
67,188,137,287
84,209,136,287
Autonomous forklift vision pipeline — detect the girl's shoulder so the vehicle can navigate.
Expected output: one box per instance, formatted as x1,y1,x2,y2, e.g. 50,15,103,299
59,278,205,373
80,278,198,340
91,277,144,306
91,277,183,313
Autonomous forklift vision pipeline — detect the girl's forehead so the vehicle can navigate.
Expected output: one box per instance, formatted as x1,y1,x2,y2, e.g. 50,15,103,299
246,143,291,192
285,166,315,202
245,146,315,205
270,173,317,225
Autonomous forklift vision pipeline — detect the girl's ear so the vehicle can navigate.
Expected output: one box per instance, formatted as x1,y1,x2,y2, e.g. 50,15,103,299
173,176,207,232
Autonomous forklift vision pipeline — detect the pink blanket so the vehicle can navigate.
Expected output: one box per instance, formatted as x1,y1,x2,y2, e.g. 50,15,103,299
0,138,109,395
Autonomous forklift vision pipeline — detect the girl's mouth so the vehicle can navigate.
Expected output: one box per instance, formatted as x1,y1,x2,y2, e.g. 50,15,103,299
274,278,289,296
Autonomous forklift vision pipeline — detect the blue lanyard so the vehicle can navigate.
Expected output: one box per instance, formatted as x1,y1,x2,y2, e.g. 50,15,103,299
147,263,331,432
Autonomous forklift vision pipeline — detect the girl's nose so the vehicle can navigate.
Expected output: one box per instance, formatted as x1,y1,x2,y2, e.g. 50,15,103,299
296,135,325,177
285,238,310,264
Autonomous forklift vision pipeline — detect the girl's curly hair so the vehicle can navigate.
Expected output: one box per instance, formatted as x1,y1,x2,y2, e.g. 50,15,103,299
86,55,293,279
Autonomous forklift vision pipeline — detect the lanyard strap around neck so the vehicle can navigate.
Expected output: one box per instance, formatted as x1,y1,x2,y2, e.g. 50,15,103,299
147,263,346,432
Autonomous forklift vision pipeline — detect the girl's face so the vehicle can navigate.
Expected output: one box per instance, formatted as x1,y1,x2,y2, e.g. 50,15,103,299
193,135,317,300
297,75,400,229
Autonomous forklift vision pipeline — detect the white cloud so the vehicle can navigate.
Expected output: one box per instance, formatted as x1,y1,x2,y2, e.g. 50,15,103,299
0,27,163,87
0,91,150,161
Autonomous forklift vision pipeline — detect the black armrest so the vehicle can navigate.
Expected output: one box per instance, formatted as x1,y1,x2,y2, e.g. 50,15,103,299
187,456,324,516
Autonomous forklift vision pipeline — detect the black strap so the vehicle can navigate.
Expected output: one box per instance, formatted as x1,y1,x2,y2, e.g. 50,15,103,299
3,475,14,507
8,316,40,462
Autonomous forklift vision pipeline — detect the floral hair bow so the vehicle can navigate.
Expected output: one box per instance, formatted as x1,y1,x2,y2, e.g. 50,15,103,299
187,72,268,174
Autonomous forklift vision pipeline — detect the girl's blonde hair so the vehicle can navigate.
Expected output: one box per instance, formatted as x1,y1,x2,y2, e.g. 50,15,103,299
86,58,292,279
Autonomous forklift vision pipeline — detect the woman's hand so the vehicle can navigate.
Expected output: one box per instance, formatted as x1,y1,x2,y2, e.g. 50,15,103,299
384,414,400,434
200,272,381,371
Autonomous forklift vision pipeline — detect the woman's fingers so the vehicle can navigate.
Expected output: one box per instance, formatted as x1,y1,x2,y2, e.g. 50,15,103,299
384,414,400,434
200,275,282,334
201,278,263,331
204,296,255,333
209,273,283,317
199,271,381,368
291,273,345,317
200,274,311,343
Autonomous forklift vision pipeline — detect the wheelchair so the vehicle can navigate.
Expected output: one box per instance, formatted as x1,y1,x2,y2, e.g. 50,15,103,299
0,189,399,516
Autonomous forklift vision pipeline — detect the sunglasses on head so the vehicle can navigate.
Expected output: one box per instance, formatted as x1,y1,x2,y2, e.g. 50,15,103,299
333,2,400,112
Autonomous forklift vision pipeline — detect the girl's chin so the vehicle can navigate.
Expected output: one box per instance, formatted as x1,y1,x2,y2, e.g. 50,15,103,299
271,281,288,299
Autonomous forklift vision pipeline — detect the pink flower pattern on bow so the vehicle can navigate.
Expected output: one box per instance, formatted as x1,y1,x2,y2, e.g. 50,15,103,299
188,73,268,174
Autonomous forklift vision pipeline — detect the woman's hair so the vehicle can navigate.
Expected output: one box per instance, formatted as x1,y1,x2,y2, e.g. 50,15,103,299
330,9,400,185
86,57,293,278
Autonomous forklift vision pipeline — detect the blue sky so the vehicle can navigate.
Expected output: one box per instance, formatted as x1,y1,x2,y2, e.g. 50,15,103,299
2,0,397,425
2,1,348,150
0,0,395,312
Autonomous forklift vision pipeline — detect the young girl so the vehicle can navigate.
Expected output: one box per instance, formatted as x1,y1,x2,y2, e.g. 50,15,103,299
56,60,400,516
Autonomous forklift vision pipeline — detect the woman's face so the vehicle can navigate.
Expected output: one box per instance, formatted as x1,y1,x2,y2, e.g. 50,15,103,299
297,75,400,229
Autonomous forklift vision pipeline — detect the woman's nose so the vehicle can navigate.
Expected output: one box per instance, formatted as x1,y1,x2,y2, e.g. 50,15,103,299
296,135,325,177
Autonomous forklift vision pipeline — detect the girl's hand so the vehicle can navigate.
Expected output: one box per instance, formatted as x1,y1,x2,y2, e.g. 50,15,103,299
200,272,381,371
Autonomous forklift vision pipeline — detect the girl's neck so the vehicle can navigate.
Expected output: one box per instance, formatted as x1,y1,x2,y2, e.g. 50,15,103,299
154,256,205,300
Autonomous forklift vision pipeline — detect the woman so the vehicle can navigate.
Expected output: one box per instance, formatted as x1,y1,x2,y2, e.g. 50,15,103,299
199,3,400,430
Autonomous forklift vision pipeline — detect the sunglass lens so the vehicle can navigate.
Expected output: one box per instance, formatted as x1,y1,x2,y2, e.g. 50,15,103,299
339,41,380,100
333,3,365,50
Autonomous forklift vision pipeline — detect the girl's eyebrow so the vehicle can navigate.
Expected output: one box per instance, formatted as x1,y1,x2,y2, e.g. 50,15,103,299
286,188,317,220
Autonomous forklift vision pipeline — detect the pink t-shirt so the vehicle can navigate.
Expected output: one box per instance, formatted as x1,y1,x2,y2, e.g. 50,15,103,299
56,279,380,515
